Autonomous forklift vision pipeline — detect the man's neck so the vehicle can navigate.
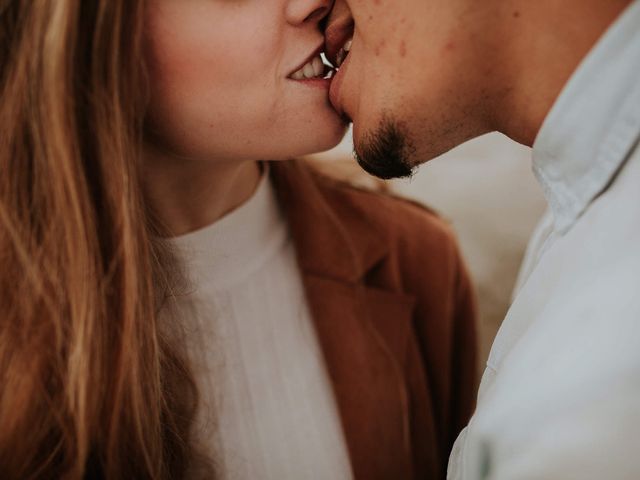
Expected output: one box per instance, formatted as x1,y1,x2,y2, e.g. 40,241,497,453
142,146,262,237
492,0,633,146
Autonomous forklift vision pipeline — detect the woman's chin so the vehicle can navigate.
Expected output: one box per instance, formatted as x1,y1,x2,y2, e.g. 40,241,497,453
301,121,350,156
263,125,346,161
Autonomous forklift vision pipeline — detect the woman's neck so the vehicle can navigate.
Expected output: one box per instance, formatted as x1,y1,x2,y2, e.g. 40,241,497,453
143,146,262,237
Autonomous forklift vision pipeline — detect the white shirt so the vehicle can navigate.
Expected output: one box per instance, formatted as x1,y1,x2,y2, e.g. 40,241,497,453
449,2,640,479
166,168,353,480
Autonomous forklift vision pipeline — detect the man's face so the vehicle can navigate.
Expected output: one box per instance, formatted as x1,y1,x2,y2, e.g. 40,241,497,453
326,0,500,179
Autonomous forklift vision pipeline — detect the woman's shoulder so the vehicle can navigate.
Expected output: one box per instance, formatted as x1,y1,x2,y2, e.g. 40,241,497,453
299,160,460,254
270,159,469,298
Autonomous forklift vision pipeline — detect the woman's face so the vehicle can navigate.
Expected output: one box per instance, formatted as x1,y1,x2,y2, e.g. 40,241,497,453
144,0,345,162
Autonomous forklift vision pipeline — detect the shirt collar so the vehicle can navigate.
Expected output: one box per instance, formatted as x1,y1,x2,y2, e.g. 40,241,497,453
532,0,640,234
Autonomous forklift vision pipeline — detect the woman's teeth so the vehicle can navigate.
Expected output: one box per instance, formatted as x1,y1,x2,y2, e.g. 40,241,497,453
289,41,352,81
335,38,352,68
290,55,326,80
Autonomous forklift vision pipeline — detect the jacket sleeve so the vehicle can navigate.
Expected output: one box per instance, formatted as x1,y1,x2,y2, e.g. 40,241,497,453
395,207,479,478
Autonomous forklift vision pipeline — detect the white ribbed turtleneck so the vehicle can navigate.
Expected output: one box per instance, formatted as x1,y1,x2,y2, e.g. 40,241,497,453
166,165,353,480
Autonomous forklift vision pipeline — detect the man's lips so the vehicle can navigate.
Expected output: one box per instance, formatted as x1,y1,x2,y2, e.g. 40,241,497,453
324,7,355,66
329,52,352,121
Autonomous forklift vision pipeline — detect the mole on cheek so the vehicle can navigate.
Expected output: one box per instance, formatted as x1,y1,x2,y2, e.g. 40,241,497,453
513,11,521,18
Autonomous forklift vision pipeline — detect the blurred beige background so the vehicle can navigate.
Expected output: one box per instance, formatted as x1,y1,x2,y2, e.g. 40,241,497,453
312,131,547,374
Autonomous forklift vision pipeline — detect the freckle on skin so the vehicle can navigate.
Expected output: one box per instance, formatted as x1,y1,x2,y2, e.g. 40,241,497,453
399,40,407,58
513,11,520,18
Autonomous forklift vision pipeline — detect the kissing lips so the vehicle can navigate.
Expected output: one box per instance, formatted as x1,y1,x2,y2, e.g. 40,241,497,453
288,45,335,82
325,11,355,120
329,51,352,121
324,1,355,67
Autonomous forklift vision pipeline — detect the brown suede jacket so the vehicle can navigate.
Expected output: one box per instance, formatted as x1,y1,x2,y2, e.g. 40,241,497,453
269,160,477,480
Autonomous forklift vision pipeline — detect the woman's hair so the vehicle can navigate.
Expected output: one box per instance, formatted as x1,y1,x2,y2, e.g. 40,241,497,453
0,1,199,478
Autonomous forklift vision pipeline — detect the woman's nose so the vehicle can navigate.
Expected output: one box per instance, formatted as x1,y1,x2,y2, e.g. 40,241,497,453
286,0,334,26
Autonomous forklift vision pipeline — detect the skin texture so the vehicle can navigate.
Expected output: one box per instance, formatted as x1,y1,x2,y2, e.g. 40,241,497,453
143,0,345,235
325,0,633,179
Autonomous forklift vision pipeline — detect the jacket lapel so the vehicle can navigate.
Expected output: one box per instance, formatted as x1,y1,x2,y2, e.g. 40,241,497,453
271,162,417,479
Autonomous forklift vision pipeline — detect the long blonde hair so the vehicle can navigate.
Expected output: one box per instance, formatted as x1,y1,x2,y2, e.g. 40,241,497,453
0,1,198,478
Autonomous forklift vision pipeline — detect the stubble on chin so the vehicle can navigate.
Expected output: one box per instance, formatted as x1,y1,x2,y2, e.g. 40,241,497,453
354,115,417,180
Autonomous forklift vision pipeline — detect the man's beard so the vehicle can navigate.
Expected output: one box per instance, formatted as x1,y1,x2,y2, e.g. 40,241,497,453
354,117,415,180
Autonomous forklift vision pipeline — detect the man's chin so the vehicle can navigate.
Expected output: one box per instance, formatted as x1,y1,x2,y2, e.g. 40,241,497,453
354,117,416,180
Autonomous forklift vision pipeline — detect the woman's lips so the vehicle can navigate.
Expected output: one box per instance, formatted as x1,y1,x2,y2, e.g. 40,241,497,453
288,44,327,80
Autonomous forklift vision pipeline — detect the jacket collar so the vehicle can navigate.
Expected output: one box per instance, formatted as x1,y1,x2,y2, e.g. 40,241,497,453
270,161,388,283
